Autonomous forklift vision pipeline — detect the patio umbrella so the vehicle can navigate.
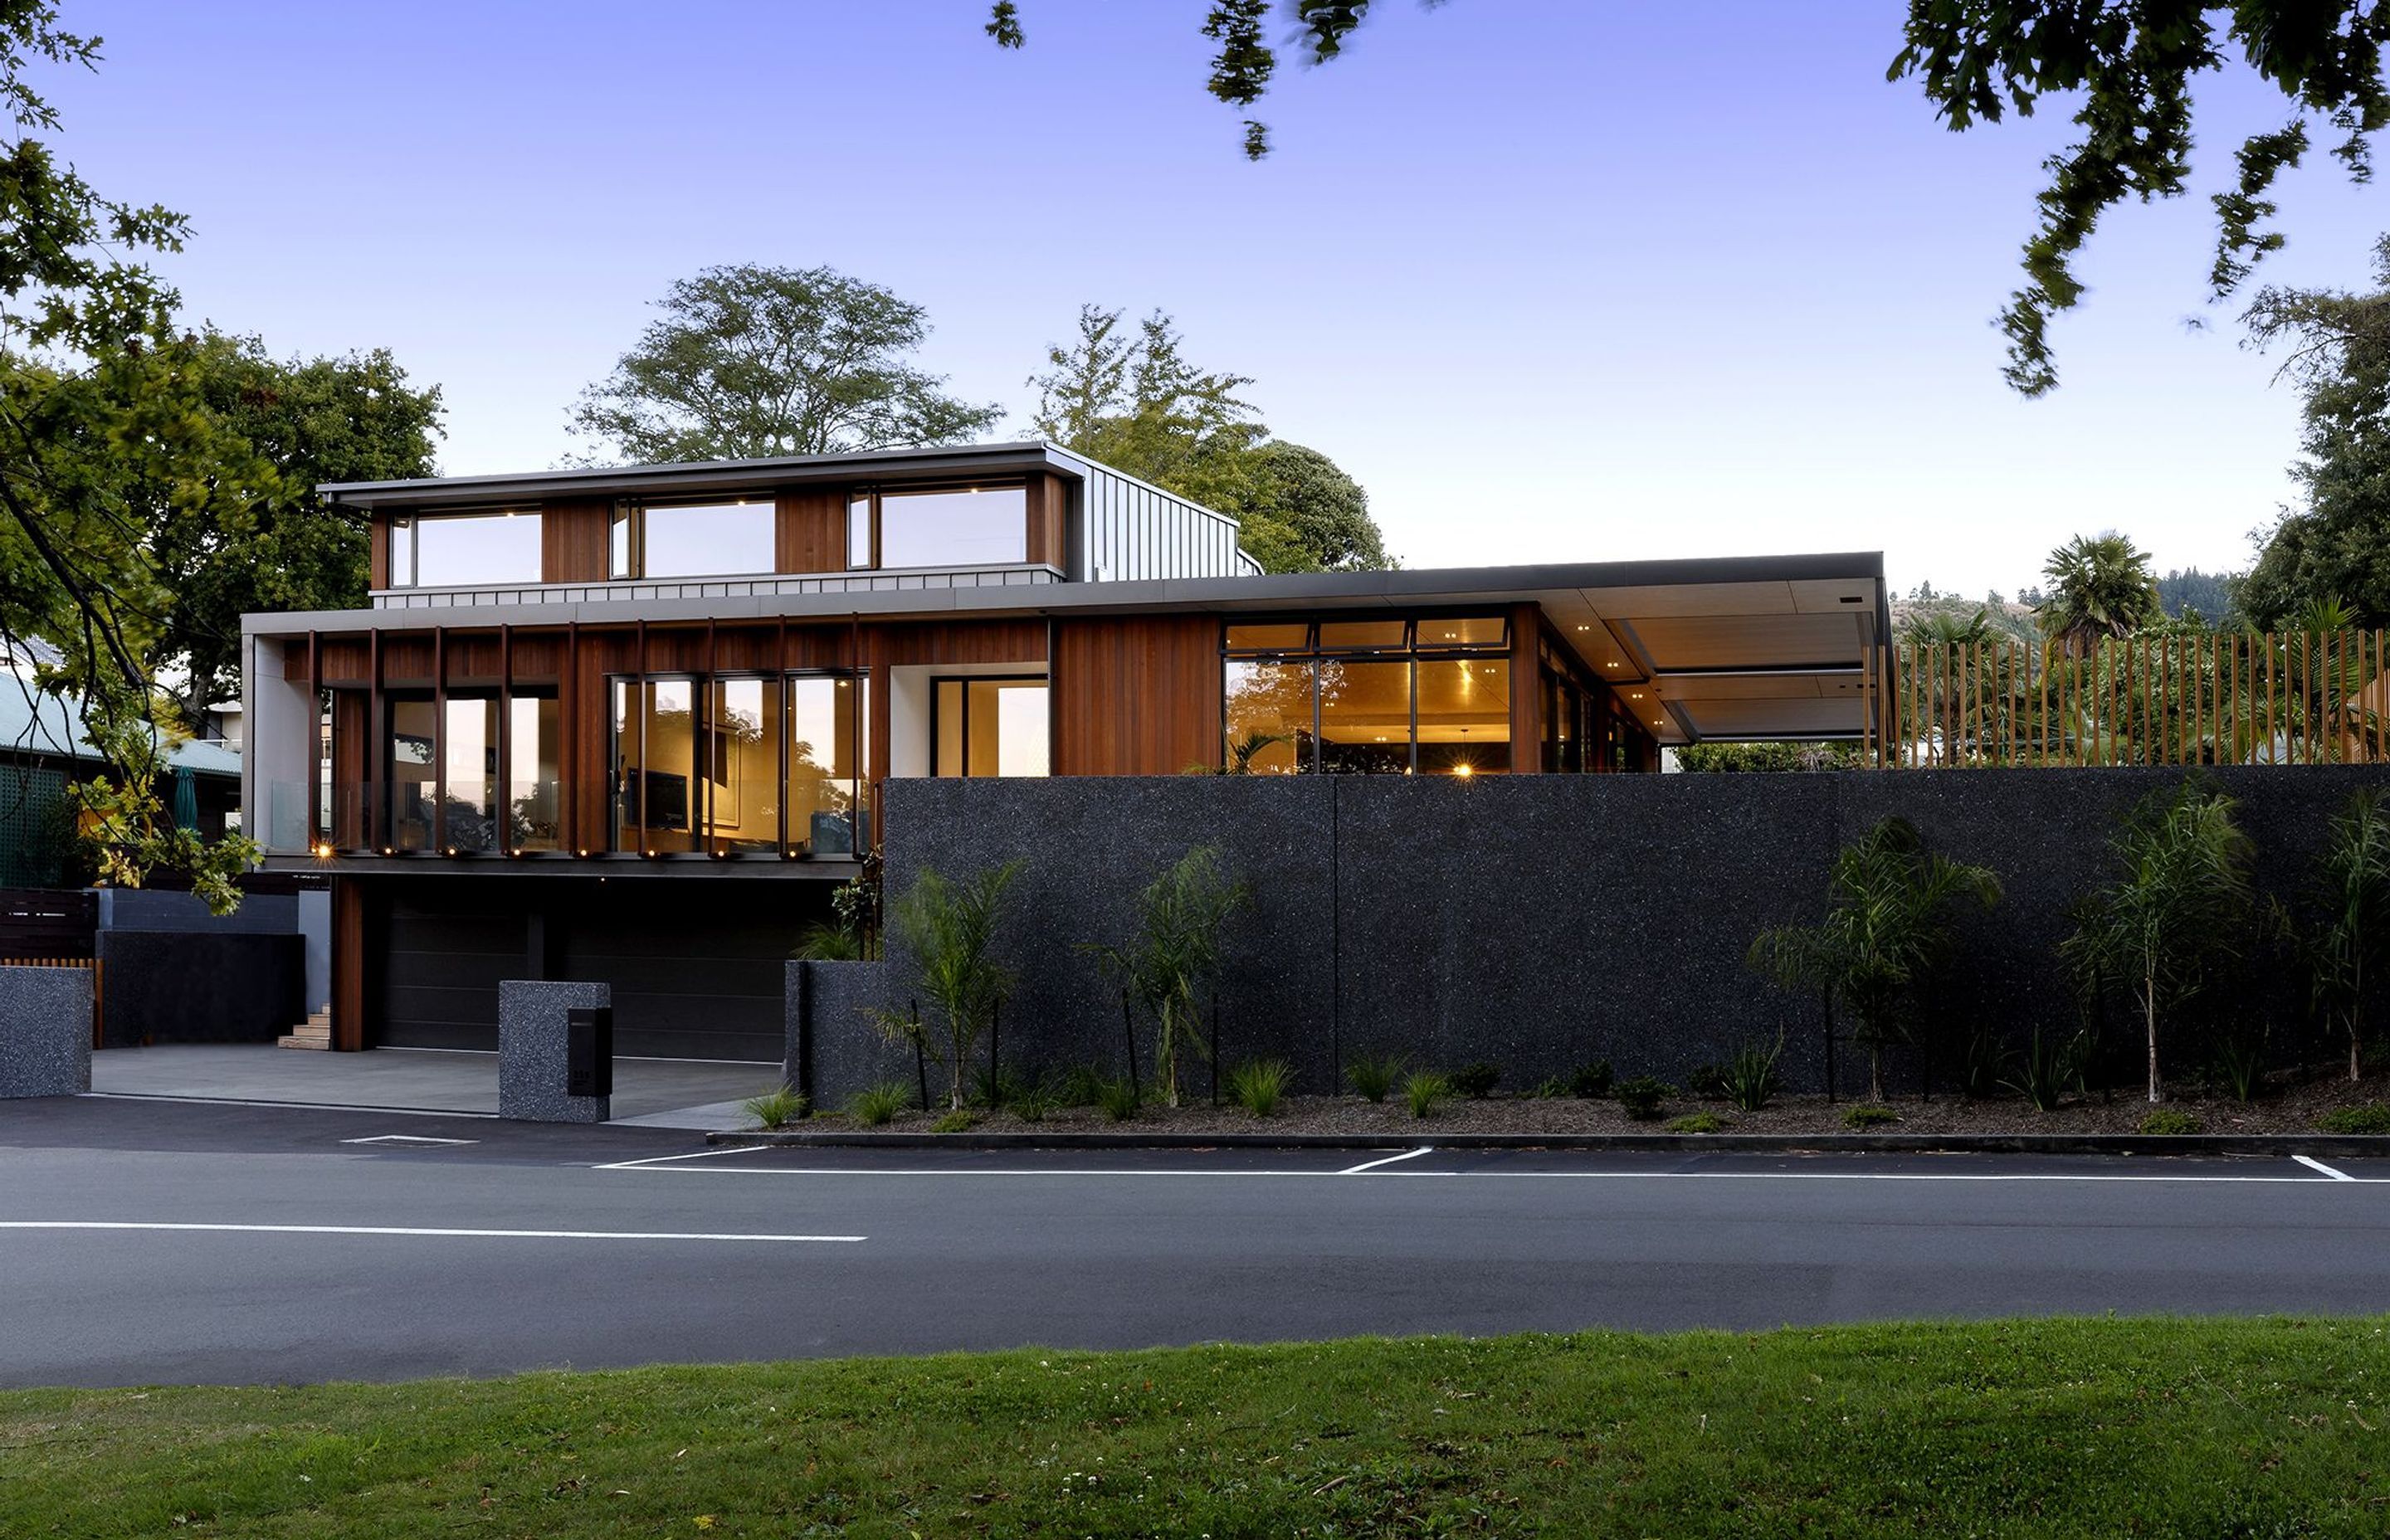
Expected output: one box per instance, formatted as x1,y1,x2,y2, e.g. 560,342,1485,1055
169,764,198,832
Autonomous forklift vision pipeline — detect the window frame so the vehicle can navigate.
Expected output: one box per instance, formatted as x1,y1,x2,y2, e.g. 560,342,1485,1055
610,496,778,582
606,670,869,858
1219,612,1514,775
928,673,1051,778
384,507,544,589
845,481,1032,573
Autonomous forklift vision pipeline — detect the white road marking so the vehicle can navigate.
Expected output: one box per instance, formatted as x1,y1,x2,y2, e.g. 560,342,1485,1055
2295,1154,2357,1182
1339,1147,1436,1175
0,1221,862,1243
612,1163,2384,1185
340,1134,479,1148
592,1146,766,1171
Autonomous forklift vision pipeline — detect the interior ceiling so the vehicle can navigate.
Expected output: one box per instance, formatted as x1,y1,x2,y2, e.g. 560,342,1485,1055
1530,575,1881,746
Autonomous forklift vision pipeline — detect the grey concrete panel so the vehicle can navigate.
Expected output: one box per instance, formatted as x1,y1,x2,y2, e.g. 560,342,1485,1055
497,980,611,1123
0,967,92,1098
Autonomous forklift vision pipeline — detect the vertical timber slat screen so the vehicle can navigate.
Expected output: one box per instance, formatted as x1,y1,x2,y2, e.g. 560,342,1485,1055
1882,630,2390,768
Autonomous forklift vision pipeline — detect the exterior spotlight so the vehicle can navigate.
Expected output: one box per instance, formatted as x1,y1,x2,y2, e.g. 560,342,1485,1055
1453,763,1475,777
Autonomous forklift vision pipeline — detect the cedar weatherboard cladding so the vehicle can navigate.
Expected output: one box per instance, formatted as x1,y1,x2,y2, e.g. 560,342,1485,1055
541,499,612,583
776,487,847,574
1051,616,1223,775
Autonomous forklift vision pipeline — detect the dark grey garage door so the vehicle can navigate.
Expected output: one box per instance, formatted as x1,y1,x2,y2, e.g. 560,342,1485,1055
373,877,826,1062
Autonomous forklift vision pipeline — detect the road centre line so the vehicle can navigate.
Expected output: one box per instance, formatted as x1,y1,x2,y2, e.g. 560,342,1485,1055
2295,1154,2358,1182
607,1162,2385,1184
0,1221,864,1243
1339,1147,1437,1175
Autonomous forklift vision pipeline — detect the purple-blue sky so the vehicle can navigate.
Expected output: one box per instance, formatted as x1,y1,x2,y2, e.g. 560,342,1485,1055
46,2,2390,592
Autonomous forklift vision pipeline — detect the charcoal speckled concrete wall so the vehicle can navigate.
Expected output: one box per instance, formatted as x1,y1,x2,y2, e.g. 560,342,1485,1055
0,966,93,1098
791,768,2384,1104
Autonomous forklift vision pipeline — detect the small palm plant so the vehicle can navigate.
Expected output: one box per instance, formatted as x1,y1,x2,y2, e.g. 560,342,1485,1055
2309,786,2390,1082
1085,846,1248,1108
2061,779,2259,1104
1749,816,2002,1101
870,861,1022,1111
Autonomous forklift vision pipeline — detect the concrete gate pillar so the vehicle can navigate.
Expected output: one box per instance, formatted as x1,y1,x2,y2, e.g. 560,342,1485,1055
0,967,94,1099
497,980,610,1123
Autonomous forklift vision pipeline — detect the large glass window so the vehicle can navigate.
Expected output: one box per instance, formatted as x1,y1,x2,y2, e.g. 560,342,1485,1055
1224,660,1310,773
607,674,867,857
705,678,783,855
614,678,698,854
1417,659,1510,775
1318,660,1413,774
850,486,1029,570
790,676,866,855
388,510,542,588
441,697,500,852
1222,616,1511,775
509,692,563,851
612,500,775,579
386,697,437,850
932,678,1049,777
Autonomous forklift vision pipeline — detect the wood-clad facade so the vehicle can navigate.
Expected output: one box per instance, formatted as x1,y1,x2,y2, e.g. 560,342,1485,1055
247,441,1861,1052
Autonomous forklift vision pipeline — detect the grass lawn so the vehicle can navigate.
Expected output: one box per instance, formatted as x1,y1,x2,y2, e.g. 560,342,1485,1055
4,1317,2386,1537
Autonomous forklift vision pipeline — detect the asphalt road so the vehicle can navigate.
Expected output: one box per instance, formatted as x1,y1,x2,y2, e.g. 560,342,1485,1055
3,1095,2388,1387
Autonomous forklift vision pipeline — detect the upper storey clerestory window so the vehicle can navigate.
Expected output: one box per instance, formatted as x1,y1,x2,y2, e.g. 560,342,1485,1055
846,485,1028,571
387,509,543,589
612,498,776,580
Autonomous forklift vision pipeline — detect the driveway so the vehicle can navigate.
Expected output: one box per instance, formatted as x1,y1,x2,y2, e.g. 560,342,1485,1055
87,1043,783,1127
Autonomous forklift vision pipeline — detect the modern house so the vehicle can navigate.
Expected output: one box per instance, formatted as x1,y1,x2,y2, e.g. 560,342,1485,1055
241,442,1890,1060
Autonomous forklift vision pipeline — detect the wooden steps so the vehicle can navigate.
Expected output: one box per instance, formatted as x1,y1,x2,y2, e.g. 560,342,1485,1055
277,1010,333,1050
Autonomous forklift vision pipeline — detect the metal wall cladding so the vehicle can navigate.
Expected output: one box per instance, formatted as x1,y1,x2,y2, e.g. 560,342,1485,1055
1079,465,1255,582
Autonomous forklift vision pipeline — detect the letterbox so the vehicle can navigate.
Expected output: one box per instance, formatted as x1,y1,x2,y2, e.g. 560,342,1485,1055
566,1005,612,1099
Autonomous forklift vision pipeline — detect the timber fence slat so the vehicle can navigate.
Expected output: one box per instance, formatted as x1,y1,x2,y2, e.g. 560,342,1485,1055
1880,628,2388,768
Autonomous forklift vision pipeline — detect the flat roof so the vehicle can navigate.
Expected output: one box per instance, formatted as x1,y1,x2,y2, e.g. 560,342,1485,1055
243,550,1889,746
323,441,1105,509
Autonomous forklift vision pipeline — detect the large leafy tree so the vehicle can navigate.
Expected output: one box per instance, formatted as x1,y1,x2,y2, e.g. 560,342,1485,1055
2036,533,2162,656
0,3,272,711
2239,234,2390,627
1232,441,1389,573
988,4,2390,396
0,5,273,908
1030,305,1392,572
568,264,1003,465
149,332,444,719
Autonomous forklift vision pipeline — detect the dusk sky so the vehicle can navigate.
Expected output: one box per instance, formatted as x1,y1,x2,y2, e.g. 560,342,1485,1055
48,2,2390,594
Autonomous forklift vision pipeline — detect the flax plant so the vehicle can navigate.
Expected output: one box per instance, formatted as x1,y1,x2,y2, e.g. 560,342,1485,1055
2310,787,2390,1082
2061,781,2259,1104
1749,816,2002,1101
1086,846,1247,1108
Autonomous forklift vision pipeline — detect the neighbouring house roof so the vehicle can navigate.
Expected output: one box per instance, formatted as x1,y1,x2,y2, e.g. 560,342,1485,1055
0,679,242,779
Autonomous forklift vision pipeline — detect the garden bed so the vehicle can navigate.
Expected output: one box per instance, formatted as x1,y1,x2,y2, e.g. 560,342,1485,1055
765,1069,2390,1139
